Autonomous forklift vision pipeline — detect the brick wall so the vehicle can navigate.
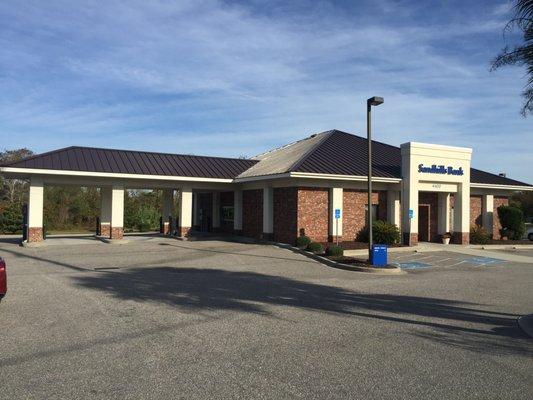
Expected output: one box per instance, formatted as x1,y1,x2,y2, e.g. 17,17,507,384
470,195,482,227
243,189,263,239
273,187,298,244
493,196,509,239
297,187,329,243
342,190,385,241
28,227,43,243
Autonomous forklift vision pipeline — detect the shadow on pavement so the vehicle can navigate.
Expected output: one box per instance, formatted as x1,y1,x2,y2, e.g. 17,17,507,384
73,266,531,356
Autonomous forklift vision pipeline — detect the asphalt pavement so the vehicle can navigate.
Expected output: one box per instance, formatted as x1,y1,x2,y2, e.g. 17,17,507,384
0,235,532,399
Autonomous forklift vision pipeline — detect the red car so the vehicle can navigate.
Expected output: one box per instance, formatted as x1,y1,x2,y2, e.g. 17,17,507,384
0,257,6,302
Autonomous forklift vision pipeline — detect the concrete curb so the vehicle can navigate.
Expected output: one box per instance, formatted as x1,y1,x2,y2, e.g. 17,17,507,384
477,244,533,250
517,314,533,338
273,243,404,275
21,241,45,248
95,236,130,245
345,246,416,257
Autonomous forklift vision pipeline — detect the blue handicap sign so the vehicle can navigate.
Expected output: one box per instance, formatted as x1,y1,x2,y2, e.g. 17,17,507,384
335,209,341,219
408,209,414,219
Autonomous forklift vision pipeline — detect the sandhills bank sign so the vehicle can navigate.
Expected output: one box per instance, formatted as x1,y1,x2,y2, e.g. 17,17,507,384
418,164,464,176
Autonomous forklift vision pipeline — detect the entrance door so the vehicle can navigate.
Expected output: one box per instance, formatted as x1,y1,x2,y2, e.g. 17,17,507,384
197,193,213,232
418,205,430,242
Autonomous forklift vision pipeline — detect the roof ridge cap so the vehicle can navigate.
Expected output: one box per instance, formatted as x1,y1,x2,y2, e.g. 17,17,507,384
327,129,402,150
251,130,334,159
288,130,335,172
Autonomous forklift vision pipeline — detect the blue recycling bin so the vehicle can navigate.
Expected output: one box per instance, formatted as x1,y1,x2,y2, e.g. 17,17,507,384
371,244,387,267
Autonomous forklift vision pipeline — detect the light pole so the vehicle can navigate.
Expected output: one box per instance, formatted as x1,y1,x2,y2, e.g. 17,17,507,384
367,96,384,262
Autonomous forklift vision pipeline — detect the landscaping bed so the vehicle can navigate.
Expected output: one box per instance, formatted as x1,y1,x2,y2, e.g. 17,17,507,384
327,255,398,269
487,239,531,244
323,241,404,250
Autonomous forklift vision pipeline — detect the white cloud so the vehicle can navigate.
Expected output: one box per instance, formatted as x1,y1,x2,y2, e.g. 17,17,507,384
0,0,531,182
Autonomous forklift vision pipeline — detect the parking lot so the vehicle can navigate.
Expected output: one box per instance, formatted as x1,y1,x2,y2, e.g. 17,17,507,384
0,236,532,399
388,250,511,270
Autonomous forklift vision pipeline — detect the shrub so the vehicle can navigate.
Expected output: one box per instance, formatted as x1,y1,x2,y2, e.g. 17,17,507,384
0,203,23,233
497,205,525,240
470,225,490,245
356,220,400,245
306,242,324,254
326,245,344,257
296,235,311,249
130,205,159,232
138,222,152,232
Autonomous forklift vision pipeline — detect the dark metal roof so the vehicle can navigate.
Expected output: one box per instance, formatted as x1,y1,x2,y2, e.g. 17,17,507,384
2,132,530,187
291,130,531,186
2,146,258,180
470,168,531,187
291,130,401,178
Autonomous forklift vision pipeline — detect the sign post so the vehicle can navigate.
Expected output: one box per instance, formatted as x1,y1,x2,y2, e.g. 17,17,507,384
334,208,341,246
408,208,414,246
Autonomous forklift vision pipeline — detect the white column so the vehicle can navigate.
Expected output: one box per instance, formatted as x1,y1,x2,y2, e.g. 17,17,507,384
437,192,450,234
234,189,243,232
192,193,198,226
110,185,124,239
212,192,220,229
402,182,418,246
27,176,44,242
179,187,193,236
453,183,470,244
262,186,273,238
329,188,343,239
100,187,112,237
482,194,494,235
387,190,401,229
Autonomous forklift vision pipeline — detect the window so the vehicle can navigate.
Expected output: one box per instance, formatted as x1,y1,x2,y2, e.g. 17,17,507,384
365,204,379,225
221,206,234,223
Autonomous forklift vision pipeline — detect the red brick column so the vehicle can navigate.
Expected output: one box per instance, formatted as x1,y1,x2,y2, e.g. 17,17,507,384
452,232,469,245
110,227,124,240
403,232,418,246
328,235,342,243
177,226,191,238
28,227,44,243
100,223,111,238
492,197,509,239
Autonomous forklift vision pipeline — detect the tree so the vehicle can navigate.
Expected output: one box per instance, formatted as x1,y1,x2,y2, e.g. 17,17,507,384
0,202,24,233
491,0,533,116
510,190,533,220
497,205,526,239
0,148,34,203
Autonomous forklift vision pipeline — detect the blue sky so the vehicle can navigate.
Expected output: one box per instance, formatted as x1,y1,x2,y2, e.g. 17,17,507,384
1,0,531,182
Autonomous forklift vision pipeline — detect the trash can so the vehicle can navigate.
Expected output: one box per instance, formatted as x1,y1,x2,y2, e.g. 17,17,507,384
371,244,387,267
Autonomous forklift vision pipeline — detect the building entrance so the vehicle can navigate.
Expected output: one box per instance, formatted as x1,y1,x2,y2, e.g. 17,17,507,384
418,204,430,242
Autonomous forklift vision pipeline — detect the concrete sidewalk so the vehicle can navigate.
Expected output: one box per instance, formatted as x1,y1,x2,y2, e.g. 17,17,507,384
345,242,533,264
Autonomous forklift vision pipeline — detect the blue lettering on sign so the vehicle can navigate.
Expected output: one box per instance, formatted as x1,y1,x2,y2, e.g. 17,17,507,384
418,164,464,176
335,209,341,219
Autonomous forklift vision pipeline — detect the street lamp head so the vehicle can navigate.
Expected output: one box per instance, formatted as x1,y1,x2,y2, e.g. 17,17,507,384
367,96,384,107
